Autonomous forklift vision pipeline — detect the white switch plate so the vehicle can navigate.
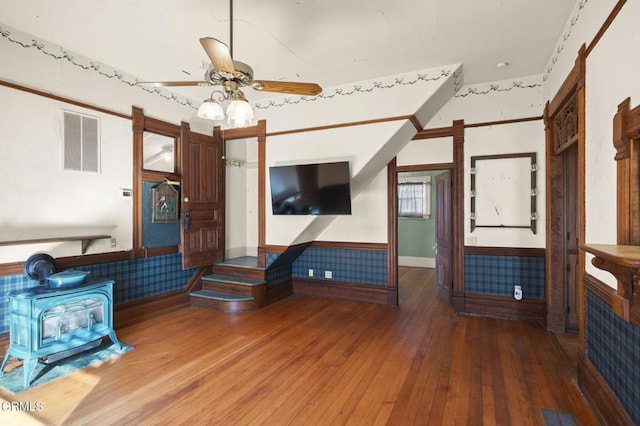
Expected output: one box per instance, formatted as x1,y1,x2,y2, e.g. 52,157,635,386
308,269,314,277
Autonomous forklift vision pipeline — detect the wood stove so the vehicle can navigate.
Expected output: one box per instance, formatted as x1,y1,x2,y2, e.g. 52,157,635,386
0,254,121,388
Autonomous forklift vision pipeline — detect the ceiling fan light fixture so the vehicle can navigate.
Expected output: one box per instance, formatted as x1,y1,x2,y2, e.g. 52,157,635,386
226,90,254,128
197,98,225,120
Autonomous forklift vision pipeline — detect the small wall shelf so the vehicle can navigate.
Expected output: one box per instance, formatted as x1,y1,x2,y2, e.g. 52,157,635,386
0,235,111,254
582,244,640,322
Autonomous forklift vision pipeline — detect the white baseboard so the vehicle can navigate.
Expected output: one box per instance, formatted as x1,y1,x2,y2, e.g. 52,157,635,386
398,256,435,268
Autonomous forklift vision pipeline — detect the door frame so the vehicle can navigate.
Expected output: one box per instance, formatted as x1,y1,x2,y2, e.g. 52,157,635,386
543,46,586,335
388,120,465,307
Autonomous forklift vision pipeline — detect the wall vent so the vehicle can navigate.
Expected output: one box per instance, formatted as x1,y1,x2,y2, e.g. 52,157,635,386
63,111,100,172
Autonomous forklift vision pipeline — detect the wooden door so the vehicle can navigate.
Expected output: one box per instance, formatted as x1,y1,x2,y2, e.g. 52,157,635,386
180,125,225,269
563,143,579,332
435,171,453,306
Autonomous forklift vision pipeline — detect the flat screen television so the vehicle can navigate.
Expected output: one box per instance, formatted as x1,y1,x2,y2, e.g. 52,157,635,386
269,161,352,215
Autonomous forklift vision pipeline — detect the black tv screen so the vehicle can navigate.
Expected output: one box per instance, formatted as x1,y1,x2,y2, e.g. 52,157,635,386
269,161,352,215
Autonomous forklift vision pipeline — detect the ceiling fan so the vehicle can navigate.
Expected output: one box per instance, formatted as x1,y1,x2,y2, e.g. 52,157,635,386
137,37,322,97
136,1,322,99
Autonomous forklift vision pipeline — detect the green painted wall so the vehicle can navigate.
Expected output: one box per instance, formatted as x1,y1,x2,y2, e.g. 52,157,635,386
398,171,444,258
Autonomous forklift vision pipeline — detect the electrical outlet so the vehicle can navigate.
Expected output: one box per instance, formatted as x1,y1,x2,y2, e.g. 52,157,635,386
514,285,523,301
308,269,314,277
325,271,333,279
110,238,117,248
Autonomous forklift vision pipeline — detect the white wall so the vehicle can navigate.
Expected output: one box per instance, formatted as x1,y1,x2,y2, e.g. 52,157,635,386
225,137,259,259
257,65,460,246
542,0,619,102
464,121,545,248
582,1,640,286
398,75,546,248
0,24,214,263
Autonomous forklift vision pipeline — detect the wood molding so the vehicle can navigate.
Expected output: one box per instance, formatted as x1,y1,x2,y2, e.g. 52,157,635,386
413,126,453,140
387,158,398,289
293,277,397,306
452,120,465,298
396,162,454,173
310,241,388,251
584,273,615,307
544,46,587,335
583,245,640,325
463,293,545,322
413,116,542,141
585,0,628,58
114,266,209,328
263,245,288,254
265,279,294,305
578,354,634,426
0,79,131,120
0,261,23,276
464,116,542,129
256,120,267,267
464,246,545,257
266,115,416,138
0,251,135,277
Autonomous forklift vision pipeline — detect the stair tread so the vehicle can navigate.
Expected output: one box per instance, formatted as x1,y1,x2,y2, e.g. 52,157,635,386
190,290,255,302
202,274,266,286
216,256,265,270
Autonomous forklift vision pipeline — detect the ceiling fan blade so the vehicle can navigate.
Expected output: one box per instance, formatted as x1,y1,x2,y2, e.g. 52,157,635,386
252,80,322,96
200,37,236,76
136,81,212,87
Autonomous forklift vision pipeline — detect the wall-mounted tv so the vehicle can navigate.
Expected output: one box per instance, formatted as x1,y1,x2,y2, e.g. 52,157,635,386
269,161,352,215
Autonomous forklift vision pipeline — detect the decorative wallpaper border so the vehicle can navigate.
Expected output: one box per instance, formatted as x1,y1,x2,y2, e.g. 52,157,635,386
454,80,542,98
0,23,198,109
254,69,454,110
543,0,589,82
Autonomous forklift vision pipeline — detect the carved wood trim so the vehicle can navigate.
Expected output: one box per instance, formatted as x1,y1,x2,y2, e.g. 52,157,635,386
544,46,587,336
583,244,640,323
553,96,579,154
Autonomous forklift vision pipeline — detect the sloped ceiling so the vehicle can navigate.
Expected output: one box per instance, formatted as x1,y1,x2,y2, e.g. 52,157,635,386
0,0,575,101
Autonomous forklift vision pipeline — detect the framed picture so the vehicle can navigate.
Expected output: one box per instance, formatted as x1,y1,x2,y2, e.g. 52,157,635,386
470,152,537,234
151,180,179,223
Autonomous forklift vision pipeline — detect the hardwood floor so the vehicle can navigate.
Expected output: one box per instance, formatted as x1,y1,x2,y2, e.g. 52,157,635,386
0,267,598,425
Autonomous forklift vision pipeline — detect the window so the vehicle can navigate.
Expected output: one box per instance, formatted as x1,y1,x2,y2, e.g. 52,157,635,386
398,176,431,218
63,111,100,172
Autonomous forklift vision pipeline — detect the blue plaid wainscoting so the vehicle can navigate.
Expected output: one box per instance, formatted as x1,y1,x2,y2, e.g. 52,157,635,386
464,254,545,299
586,291,640,425
292,247,387,286
0,253,195,334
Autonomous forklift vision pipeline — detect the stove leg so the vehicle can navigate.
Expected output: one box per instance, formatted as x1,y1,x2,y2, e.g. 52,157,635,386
108,331,122,351
22,357,37,389
0,351,11,374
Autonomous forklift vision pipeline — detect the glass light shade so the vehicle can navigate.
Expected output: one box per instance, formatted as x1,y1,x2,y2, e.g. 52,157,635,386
197,99,225,120
226,99,254,128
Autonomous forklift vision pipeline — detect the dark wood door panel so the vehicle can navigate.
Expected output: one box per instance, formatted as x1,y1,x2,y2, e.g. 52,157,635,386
181,125,224,269
436,170,452,306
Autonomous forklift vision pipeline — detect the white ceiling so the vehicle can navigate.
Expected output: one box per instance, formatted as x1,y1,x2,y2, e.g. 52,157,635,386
0,0,576,102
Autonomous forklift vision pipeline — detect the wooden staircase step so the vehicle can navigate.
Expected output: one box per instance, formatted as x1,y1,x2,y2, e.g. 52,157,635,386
189,290,255,302
213,256,266,280
189,289,260,313
202,274,266,287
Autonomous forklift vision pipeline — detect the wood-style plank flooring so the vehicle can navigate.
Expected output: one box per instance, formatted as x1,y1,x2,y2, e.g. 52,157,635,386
0,267,598,425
